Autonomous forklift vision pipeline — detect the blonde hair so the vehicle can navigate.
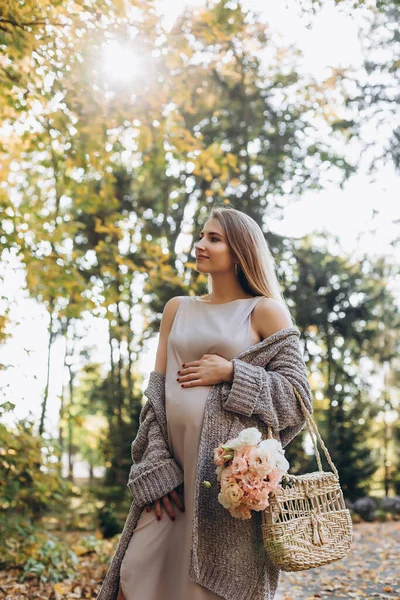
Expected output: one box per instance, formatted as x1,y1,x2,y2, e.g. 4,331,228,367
200,206,295,325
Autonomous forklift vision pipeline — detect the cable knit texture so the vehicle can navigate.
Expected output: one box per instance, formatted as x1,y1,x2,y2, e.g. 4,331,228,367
96,326,313,600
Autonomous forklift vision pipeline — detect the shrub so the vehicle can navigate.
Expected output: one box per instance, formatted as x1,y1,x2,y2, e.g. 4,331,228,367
379,496,400,515
97,505,122,539
352,497,377,521
20,533,79,583
0,406,71,525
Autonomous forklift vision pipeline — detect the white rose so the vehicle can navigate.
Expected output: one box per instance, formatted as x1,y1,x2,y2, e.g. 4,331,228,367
259,438,282,459
236,427,262,447
215,464,224,482
276,453,290,472
218,491,235,509
222,438,242,450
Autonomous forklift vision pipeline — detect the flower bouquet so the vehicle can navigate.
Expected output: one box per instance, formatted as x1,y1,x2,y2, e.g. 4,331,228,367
203,427,290,520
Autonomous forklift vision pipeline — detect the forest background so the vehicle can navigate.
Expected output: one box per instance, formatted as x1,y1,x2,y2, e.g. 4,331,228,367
0,0,399,596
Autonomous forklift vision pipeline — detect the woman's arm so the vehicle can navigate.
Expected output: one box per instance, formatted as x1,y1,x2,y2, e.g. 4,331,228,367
127,388,183,508
127,297,184,507
154,296,183,375
221,299,313,447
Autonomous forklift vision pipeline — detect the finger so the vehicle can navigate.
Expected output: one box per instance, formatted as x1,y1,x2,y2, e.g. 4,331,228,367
155,499,162,520
170,490,185,512
180,372,198,382
181,377,202,387
181,361,201,370
179,367,197,377
162,495,176,521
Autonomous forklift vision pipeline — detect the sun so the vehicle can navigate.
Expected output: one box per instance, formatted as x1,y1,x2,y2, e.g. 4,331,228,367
101,40,144,84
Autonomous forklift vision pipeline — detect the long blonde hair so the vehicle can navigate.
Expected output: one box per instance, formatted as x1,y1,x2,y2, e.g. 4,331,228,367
200,207,294,325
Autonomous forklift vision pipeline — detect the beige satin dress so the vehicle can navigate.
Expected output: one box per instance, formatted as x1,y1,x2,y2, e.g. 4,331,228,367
120,295,263,600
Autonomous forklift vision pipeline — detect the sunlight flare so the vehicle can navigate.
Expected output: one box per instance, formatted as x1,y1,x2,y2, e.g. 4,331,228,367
101,40,144,83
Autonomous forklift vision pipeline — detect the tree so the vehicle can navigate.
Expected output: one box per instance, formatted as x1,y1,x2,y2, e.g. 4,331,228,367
283,234,400,498
0,0,371,487
299,0,400,176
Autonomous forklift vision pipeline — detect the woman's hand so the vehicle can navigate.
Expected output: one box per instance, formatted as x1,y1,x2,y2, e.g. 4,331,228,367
176,354,234,388
145,483,185,521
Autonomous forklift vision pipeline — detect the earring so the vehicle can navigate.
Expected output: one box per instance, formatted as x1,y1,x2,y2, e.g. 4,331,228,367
234,263,238,275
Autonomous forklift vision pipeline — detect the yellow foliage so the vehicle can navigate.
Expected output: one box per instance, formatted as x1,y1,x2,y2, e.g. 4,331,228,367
53,582,73,599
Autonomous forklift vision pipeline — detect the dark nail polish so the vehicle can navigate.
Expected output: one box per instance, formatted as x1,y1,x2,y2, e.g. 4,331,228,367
171,516,175,521
157,516,161,520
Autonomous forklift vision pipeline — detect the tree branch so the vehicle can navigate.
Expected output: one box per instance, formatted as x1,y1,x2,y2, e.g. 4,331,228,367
0,18,68,29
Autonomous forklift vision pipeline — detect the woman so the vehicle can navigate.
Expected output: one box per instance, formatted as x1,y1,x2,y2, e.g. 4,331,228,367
97,206,312,600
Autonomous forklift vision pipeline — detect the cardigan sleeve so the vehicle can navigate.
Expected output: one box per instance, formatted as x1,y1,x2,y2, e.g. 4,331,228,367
221,334,313,448
127,373,183,508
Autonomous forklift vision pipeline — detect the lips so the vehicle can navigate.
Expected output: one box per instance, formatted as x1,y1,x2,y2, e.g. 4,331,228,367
196,255,209,259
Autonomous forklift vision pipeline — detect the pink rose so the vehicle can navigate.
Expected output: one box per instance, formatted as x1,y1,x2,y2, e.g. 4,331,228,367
240,471,264,492
214,445,228,466
236,445,253,462
243,487,271,511
267,467,284,487
247,446,272,477
231,455,248,476
220,464,236,489
218,481,244,509
229,504,252,520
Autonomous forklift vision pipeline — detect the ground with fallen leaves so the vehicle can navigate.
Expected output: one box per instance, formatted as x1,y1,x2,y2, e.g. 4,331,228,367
275,522,400,600
0,521,399,599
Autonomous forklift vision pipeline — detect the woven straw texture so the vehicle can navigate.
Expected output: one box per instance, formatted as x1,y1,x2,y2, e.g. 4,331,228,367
262,386,353,571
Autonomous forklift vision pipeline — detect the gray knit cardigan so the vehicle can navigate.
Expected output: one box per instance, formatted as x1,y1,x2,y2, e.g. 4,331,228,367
96,326,313,600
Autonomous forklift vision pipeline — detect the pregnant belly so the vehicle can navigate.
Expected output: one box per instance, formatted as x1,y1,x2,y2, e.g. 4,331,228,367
166,383,211,426
166,382,212,465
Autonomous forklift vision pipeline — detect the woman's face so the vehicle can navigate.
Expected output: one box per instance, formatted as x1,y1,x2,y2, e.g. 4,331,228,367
194,218,235,274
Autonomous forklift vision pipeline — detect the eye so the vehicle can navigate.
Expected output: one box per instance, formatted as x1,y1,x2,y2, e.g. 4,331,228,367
198,235,220,242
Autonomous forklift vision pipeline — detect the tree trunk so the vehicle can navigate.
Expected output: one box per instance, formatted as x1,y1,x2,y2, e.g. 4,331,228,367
39,302,55,435
67,363,75,481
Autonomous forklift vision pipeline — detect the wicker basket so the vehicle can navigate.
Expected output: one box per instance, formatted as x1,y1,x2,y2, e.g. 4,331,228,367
261,385,353,571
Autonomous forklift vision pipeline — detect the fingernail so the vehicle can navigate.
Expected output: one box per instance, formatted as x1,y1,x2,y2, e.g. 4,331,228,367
157,516,161,520
171,516,175,521
146,506,150,512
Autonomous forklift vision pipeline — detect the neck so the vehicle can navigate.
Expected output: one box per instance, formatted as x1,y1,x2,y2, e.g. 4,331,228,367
208,274,248,302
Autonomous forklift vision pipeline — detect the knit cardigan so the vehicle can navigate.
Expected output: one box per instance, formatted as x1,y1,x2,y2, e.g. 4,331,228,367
96,326,313,600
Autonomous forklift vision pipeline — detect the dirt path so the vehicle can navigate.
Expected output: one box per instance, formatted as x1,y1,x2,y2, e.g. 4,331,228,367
274,521,400,600
0,521,398,599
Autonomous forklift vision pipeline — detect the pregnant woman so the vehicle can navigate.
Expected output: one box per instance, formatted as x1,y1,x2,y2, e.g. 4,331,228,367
97,206,313,600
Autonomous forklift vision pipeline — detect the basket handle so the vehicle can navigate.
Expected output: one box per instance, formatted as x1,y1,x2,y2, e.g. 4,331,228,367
267,384,339,478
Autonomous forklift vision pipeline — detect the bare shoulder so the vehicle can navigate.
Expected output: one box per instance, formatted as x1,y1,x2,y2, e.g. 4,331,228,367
253,297,293,340
160,296,185,334
154,296,186,374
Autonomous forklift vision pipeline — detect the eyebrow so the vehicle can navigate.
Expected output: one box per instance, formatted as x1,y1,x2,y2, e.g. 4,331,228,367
199,230,223,237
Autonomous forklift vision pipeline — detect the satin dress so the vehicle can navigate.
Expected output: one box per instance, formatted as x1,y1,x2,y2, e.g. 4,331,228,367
120,295,263,600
